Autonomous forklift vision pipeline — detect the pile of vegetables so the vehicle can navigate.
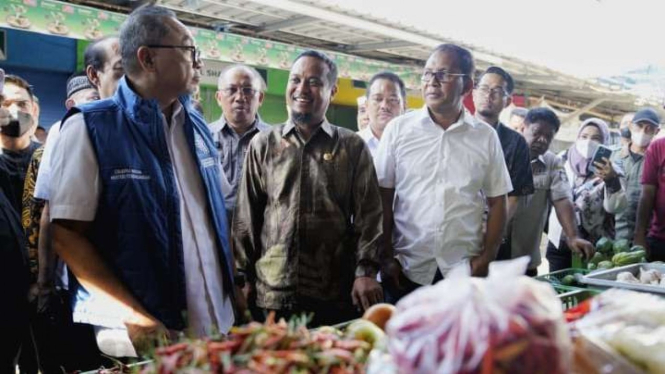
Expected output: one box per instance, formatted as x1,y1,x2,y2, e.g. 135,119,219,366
140,314,379,373
587,238,646,270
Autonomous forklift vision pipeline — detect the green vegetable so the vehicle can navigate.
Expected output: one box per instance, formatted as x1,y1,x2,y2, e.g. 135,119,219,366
595,237,614,254
612,250,646,267
597,261,615,270
587,263,597,270
589,252,606,266
561,274,576,286
613,239,631,254
630,245,646,253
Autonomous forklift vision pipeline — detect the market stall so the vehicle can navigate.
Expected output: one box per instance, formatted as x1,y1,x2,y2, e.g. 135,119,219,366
87,239,665,374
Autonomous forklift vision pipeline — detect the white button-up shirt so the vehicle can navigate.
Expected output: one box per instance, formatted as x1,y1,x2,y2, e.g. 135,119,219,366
357,126,380,159
374,107,512,285
49,102,234,338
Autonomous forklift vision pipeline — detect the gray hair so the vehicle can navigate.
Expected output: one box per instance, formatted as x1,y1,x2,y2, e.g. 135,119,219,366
119,5,176,75
217,64,267,92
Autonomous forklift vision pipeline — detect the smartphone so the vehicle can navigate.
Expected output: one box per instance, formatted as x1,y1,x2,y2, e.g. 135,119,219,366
588,144,613,174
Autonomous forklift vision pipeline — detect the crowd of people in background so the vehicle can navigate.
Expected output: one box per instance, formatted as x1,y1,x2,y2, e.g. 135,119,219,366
1,4,664,373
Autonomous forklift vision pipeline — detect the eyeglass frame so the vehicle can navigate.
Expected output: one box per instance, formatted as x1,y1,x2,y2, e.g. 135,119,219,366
144,44,201,64
475,84,509,98
421,70,467,83
218,86,258,97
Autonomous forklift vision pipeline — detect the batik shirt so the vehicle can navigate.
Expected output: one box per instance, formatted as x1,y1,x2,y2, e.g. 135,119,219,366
233,119,382,310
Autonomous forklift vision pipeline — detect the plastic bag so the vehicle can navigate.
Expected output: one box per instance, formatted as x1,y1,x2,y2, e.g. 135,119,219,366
386,257,571,374
574,289,665,374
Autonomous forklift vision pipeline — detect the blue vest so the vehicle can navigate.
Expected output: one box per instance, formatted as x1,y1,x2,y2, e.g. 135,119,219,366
62,77,235,330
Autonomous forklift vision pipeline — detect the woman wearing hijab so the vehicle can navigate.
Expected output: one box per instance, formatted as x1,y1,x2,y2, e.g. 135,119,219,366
546,118,627,271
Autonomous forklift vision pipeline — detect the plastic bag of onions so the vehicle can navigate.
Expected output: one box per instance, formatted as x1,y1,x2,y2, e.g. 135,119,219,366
386,257,571,374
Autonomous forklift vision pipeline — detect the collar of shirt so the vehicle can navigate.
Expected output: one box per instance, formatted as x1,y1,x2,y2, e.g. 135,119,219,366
162,100,184,128
418,105,477,133
358,126,379,144
282,118,334,138
533,154,547,165
620,143,644,162
210,115,262,136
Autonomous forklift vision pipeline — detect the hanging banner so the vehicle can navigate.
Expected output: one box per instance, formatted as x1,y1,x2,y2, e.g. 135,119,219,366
0,0,423,89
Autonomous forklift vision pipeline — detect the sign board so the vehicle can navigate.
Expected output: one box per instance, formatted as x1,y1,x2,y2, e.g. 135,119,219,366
0,0,422,89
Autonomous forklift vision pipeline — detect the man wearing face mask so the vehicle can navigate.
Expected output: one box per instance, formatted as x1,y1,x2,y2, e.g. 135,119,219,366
618,112,634,148
0,74,40,213
18,72,100,374
0,68,31,374
547,118,627,271
611,108,660,242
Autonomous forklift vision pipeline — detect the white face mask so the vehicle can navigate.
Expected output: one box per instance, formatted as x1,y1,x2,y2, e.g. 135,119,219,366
0,106,33,138
631,131,654,148
575,138,599,159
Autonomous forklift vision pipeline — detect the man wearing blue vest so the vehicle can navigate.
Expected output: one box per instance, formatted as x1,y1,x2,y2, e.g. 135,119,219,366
48,5,236,359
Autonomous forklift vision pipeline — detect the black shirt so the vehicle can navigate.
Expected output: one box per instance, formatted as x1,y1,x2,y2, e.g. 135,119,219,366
0,140,41,213
495,122,534,196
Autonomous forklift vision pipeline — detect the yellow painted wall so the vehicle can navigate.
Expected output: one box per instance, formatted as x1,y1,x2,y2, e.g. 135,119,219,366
332,78,424,109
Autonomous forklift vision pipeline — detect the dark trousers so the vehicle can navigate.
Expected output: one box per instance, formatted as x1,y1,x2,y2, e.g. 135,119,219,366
647,236,665,262
1,314,26,374
546,241,572,272
383,268,444,305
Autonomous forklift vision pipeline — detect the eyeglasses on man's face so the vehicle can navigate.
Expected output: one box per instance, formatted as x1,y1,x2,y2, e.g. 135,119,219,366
145,45,201,65
421,70,467,83
219,86,257,97
475,85,509,98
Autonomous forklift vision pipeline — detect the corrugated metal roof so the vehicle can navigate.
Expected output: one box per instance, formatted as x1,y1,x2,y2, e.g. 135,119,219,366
71,0,646,118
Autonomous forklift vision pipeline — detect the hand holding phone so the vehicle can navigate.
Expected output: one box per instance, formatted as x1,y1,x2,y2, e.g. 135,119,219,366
589,145,617,181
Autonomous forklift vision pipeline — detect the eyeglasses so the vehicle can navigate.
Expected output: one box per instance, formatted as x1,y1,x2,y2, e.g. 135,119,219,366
219,86,257,97
475,85,508,98
145,44,201,64
421,70,467,83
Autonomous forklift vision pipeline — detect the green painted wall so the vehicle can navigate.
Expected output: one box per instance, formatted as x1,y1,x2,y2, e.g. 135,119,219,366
76,39,89,71
199,78,358,130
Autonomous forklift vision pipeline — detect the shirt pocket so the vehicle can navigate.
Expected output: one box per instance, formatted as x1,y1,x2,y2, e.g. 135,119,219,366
533,172,550,190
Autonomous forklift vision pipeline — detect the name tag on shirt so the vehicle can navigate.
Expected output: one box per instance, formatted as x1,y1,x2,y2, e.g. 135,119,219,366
110,168,150,181
201,157,217,169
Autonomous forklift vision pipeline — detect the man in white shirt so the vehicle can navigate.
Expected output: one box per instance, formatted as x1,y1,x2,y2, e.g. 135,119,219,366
357,72,406,158
375,44,512,303
48,5,235,364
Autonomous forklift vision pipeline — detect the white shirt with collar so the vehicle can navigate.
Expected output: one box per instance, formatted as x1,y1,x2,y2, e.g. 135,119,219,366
357,126,380,159
374,106,512,285
49,101,234,342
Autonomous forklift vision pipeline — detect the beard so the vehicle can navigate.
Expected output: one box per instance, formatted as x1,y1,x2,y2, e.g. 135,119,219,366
477,107,498,118
290,110,314,126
